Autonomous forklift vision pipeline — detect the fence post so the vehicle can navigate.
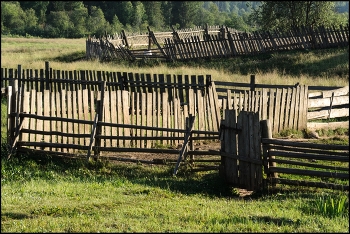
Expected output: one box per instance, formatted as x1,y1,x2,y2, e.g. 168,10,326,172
204,23,209,41
17,64,22,92
45,61,51,91
250,74,255,91
260,119,278,187
93,81,106,160
7,86,13,152
121,30,129,48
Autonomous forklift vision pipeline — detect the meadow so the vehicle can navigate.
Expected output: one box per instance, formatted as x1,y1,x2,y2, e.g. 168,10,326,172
1,36,349,232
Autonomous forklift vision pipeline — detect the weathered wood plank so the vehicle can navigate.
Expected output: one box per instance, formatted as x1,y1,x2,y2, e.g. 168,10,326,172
122,90,130,147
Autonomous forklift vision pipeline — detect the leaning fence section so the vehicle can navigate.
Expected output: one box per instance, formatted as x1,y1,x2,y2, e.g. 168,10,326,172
86,24,349,61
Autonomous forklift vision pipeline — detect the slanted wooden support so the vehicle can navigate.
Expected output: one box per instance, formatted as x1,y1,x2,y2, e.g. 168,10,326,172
173,114,195,176
86,113,99,161
7,116,25,159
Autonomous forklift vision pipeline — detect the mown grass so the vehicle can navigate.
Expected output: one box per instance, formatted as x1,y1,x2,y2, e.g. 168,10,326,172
1,36,349,232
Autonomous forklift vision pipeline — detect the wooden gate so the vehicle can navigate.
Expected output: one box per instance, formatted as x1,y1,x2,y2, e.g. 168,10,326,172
219,110,262,191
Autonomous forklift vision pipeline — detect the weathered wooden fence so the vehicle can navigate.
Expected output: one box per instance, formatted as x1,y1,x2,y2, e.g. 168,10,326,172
219,110,262,191
1,63,209,105
307,86,349,130
220,85,309,135
261,118,349,191
5,82,221,158
86,24,349,61
2,63,348,136
220,112,349,191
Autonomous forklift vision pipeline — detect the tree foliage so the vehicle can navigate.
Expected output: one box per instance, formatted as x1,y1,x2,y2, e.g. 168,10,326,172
1,1,348,38
250,1,347,31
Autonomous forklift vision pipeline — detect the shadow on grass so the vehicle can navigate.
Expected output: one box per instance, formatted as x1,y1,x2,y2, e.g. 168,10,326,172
3,148,345,200
51,51,86,63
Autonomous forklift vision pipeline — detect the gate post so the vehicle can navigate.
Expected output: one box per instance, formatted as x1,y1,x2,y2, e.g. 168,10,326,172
261,119,278,187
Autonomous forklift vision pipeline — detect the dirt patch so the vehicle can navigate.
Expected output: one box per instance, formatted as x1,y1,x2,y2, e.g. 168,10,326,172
99,140,222,163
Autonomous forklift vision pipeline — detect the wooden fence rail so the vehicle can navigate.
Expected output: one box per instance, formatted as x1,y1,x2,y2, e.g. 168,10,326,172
262,137,349,191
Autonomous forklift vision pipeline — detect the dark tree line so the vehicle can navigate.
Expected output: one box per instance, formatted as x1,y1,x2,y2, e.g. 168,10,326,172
1,1,348,38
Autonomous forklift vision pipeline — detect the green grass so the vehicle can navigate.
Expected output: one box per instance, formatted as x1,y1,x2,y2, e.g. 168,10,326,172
1,154,349,232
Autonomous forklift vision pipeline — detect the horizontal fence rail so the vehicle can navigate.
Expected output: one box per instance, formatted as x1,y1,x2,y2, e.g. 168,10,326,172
262,138,349,191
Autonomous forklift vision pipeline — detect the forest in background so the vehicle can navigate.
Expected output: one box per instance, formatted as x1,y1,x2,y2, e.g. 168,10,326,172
1,1,349,39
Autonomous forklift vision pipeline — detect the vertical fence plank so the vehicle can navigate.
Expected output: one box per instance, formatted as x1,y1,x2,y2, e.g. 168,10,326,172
293,86,301,130
117,90,123,147
273,88,282,134
56,90,62,152
288,87,296,130
248,112,255,190
122,90,130,147
162,92,168,145
66,91,73,152
225,109,238,184
279,88,287,131
145,92,152,148
197,89,205,134
141,92,146,148
29,90,37,149
72,90,79,149
237,111,249,186
152,91,157,145
173,90,179,145
36,92,43,150
50,91,56,151
268,89,275,132
61,90,67,152
21,91,30,143
130,91,136,147
253,112,262,190
285,88,292,129
136,92,141,148
110,90,117,147
83,89,90,147
104,90,111,147
43,90,51,151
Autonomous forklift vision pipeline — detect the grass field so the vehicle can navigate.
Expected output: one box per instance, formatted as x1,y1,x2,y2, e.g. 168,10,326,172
1,36,349,232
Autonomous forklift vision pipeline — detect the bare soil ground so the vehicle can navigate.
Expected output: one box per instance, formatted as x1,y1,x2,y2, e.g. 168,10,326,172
100,140,222,163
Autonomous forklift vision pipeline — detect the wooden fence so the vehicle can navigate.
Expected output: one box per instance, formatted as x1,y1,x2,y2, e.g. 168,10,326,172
1,62,209,105
5,82,221,158
2,63,348,135
262,136,349,191
215,76,349,134
86,24,349,61
307,86,349,130
220,113,349,191
221,85,309,135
